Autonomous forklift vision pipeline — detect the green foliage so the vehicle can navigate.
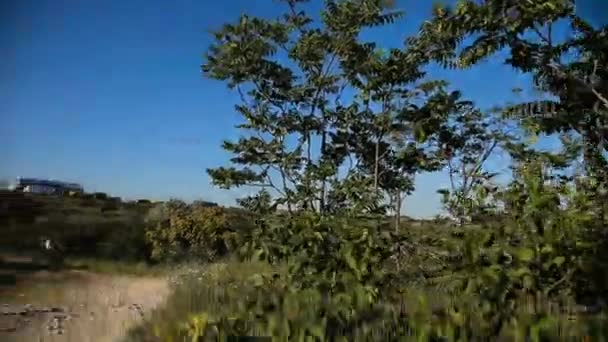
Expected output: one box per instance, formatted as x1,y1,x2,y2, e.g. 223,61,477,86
93,192,108,200
202,0,451,216
97,224,149,261
0,191,158,263
145,201,239,262
435,94,510,224
411,0,608,172
144,166,606,339
67,190,81,197
130,0,608,340
100,201,120,212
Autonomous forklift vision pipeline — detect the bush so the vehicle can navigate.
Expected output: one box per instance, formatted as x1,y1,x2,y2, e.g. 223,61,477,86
130,159,608,340
100,201,120,212
191,200,218,208
97,224,150,261
79,198,97,207
93,192,107,200
67,191,81,197
144,201,238,262
108,196,121,203
144,202,170,225
126,261,280,341
81,193,94,200
131,214,608,341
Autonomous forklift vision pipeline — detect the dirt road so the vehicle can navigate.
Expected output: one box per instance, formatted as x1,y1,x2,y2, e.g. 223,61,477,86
0,270,169,342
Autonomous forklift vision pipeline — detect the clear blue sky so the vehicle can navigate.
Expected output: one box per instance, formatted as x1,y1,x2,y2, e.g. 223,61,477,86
1,0,597,217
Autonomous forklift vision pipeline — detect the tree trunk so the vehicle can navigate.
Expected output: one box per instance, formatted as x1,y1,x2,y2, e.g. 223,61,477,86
394,192,402,232
306,131,315,212
374,137,380,194
320,129,327,215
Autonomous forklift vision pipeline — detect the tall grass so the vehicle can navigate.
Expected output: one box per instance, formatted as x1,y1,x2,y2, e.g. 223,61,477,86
124,260,282,341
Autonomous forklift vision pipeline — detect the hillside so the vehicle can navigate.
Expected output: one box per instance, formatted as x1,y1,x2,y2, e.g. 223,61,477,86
0,190,153,258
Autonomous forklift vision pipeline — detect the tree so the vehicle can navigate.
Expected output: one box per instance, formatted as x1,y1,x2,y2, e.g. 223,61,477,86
409,0,607,178
435,98,513,225
202,0,445,217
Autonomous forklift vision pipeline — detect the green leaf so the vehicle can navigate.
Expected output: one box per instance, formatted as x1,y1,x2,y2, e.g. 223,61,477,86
342,245,361,279
249,273,265,287
253,248,265,261
509,267,532,279
540,245,554,254
515,247,535,262
523,274,535,289
309,324,325,339
552,256,566,267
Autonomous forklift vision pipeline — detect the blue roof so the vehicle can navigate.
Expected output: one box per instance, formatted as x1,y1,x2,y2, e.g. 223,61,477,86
17,178,83,190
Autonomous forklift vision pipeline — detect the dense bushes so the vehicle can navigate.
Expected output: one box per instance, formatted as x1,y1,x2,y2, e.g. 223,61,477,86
128,0,608,336
97,224,150,261
130,163,608,340
93,192,108,200
0,192,158,263
144,200,240,262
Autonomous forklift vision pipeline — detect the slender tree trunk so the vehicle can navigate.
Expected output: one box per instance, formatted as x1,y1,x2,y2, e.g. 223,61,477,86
320,129,327,215
374,135,380,194
305,131,315,212
278,167,293,215
394,192,402,232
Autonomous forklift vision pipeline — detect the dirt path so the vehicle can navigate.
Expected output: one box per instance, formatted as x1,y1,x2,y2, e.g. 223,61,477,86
0,270,170,342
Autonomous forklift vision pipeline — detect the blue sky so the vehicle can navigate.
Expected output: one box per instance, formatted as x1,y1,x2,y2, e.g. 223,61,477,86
1,0,598,217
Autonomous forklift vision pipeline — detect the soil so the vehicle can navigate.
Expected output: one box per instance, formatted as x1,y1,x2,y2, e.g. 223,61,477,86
0,269,170,342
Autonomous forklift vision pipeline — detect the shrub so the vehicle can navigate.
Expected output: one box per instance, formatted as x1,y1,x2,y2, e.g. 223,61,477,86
97,224,150,261
133,214,608,341
108,196,121,203
68,191,81,197
81,193,94,200
145,202,237,262
79,198,97,207
92,192,107,200
191,200,218,208
144,202,170,225
100,201,120,212
131,159,608,340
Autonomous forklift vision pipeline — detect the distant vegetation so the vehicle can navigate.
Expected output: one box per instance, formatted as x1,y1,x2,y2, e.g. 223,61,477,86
0,189,236,266
0,190,155,262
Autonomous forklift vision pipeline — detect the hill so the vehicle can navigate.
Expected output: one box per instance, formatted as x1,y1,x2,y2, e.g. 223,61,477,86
0,190,154,260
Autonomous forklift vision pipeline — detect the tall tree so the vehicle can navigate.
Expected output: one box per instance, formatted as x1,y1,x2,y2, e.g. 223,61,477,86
408,0,607,176
202,0,446,216
435,98,513,225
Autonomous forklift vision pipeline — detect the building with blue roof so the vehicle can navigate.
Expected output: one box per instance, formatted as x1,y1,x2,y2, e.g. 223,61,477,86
12,177,84,195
